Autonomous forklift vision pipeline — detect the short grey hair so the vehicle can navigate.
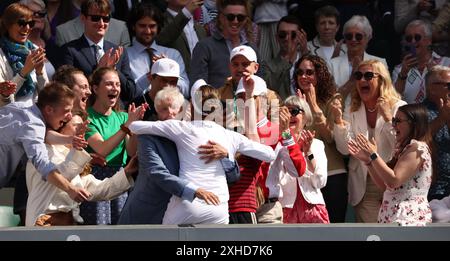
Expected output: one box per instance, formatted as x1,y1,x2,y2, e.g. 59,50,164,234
343,15,372,40
284,95,313,127
154,86,185,113
405,19,432,38
425,65,450,86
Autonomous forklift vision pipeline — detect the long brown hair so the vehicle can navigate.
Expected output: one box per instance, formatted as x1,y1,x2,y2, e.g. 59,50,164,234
387,104,432,169
88,67,121,111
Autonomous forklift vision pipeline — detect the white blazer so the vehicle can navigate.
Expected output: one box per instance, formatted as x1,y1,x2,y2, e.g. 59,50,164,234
333,99,406,206
329,52,388,88
274,139,328,208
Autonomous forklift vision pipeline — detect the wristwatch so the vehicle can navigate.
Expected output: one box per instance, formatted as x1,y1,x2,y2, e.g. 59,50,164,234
370,152,378,161
307,153,314,161
282,130,292,140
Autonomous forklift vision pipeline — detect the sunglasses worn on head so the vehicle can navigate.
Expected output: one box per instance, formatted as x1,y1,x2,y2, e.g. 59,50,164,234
344,32,363,41
224,13,247,22
297,69,315,76
391,117,410,126
405,34,422,43
354,71,379,81
88,14,111,23
289,107,304,117
17,19,35,28
33,11,47,18
278,31,296,39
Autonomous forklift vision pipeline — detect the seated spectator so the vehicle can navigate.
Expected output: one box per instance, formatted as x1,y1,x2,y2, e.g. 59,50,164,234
0,3,49,107
189,0,257,88
59,0,137,106
127,3,189,98
348,104,432,226
329,15,387,100
392,19,450,104
26,111,137,226
55,0,130,47
307,5,347,64
262,15,309,100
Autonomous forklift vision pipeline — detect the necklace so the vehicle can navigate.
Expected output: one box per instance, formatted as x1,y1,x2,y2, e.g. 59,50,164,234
366,107,377,113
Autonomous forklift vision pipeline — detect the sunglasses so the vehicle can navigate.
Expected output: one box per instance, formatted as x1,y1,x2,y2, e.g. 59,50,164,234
289,107,304,117
297,69,315,77
433,81,450,89
278,31,296,39
17,19,35,28
405,34,422,43
33,10,47,18
353,71,379,81
224,13,247,22
88,14,111,23
344,32,364,41
391,117,410,126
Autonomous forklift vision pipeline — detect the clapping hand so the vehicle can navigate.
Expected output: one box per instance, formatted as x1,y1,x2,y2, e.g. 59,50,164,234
0,81,16,97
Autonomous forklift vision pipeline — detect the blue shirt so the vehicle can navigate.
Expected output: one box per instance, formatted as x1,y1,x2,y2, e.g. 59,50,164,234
0,103,56,187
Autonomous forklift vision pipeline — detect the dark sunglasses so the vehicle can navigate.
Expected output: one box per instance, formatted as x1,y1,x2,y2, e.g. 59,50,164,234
405,34,422,43
297,69,315,77
17,19,35,28
344,32,364,41
289,107,304,117
278,31,296,39
433,81,450,89
33,10,47,18
88,14,111,23
353,71,379,81
224,13,247,22
391,117,410,126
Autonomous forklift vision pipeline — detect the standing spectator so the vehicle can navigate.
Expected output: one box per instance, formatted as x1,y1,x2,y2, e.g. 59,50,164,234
253,0,288,63
307,5,347,64
0,82,90,201
81,67,146,225
333,59,406,223
394,0,446,34
0,3,49,107
329,15,387,100
60,0,137,106
262,15,308,100
392,19,450,104
55,0,130,47
349,104,433,226
423,65,450,201
189,0,256,88
156,0,206,74
127,3,189,98
277,95,329,223
294,54,348,223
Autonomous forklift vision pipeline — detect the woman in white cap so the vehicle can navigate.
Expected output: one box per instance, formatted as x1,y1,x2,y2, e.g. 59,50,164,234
129,82,275,225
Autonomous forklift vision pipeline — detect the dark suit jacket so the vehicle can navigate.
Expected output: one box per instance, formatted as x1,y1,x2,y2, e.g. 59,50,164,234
59,35,137,105
156,10,207,73
117,134,192,224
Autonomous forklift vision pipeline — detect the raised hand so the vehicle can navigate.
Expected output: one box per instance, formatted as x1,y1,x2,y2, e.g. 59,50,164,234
376,97,392,122
299,129,315,153
72,135,88,150
278,106,291,134
355,133,377,155
348,139,370,162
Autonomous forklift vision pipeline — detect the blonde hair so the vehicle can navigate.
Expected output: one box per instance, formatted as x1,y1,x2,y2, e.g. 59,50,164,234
350,59,401,112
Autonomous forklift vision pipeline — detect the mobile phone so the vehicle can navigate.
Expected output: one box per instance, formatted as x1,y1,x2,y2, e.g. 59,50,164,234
404,44,416,56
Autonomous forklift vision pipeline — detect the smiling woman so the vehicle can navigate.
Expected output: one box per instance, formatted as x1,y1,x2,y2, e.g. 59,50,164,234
0,2,49,107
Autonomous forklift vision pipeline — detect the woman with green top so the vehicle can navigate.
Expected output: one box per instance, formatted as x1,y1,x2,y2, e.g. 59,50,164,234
81,67,146,225
293,54,347,223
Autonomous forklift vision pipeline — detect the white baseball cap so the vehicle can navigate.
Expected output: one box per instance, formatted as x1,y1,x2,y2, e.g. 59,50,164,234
235,75,267,96
230,45,257,63
151,58,180,78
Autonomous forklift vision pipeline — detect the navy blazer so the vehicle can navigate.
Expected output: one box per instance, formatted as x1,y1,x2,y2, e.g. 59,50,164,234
59,35,137,105
117,134,192,224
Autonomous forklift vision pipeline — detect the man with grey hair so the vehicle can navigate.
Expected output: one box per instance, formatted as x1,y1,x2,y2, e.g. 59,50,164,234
393,19,450,104
423,65,450,201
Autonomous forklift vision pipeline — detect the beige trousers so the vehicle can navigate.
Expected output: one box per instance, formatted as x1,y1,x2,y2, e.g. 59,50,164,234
354,176,383,223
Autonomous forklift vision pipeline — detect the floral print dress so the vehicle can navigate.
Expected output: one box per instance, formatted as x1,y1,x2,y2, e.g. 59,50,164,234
378,140,432,226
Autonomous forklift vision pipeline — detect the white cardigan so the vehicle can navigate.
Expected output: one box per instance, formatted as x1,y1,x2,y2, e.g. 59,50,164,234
0,47,49,107
333,99,406,206
273,139,328,208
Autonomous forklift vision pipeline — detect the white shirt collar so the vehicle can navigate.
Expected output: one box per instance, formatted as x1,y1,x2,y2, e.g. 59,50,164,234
84,35,104,49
